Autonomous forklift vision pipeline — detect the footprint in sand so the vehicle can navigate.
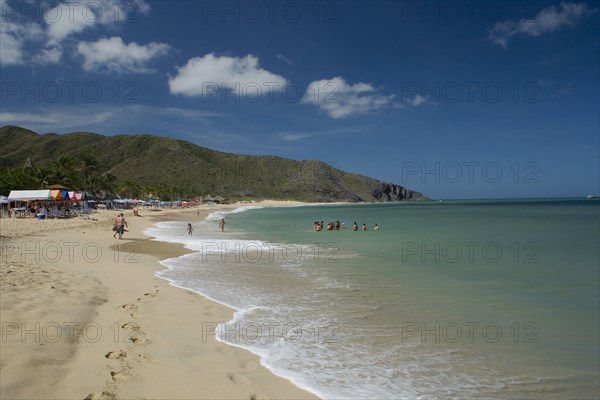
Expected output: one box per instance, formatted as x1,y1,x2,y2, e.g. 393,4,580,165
216,345,235,355
110,370,128,382
120,304,138,317
130,334,148,345
133,351,151,362
228,373,251,385
105,350,127,360
249,394,267,400
239,359,259,371
121,322,140,332
138,291,160,302
84,390,116,400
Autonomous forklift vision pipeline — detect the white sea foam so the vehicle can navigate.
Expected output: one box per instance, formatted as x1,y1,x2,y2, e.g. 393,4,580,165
206,205,264,221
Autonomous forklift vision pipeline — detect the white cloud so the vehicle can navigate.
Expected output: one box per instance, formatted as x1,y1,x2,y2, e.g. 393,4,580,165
77,36,169,73
276,53,294,66
411,94,426,106
556,80,576,95
0,19,44,65
488,2,598,48
127,0,151,15
301,77,393,118
393,94,430,109
1,109,116,127
45,0,150,45
278,126,368,142
279,132,313,142
0,0,152,66
32,46,63,64
169,53,288,97
0,29,26,65
0,104,223,132
45,1,98,46
0,104,250,151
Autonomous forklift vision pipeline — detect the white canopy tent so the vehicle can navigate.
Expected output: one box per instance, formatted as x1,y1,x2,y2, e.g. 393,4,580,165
8,190,52,201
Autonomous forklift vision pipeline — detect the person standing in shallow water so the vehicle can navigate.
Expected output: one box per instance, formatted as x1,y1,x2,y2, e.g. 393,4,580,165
187,223,193,235
353,222,358,231
219,218,226,232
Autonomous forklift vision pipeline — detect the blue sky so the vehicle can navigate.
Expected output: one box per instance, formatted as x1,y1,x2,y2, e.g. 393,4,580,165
1,0,598,199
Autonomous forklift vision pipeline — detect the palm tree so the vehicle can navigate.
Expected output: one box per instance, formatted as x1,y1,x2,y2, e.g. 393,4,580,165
140,185,154,199
77,154,98,193
98,173,117,194
33,167,51,189
0,167,40,193
49,156,76,187
119,181,141,198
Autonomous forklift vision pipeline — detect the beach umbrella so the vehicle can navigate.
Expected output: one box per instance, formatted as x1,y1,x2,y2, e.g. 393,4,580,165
50,190,63,200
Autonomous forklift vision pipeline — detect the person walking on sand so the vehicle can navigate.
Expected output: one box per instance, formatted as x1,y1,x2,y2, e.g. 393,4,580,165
113,213,120,238
219,218,226,232
187,223,193,235
116,213,128,240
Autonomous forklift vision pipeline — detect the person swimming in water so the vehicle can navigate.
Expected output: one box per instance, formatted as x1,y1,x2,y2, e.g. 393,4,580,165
314,221,322,231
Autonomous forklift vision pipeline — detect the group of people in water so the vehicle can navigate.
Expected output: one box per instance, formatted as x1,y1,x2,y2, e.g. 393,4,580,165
314,221,379,232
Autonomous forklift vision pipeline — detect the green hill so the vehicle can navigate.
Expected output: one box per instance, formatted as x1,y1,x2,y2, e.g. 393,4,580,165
0,125,428,202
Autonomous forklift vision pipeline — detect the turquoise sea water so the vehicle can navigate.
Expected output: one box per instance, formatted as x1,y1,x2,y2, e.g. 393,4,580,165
147,198,599,399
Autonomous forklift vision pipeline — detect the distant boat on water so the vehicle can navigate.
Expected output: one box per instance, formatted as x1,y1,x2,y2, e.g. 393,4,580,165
586,195,598,199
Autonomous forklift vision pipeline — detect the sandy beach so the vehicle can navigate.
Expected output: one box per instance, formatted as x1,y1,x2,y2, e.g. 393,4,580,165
0,202,317,400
